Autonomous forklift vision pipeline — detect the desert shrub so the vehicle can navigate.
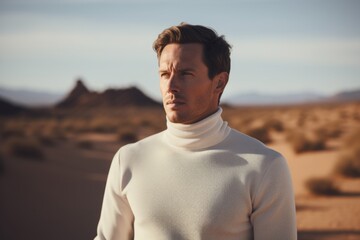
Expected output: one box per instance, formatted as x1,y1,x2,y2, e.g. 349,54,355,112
343,128,360,148
37,135,56,147
1,127,25,139
118,130,138,144
330,128,343,139
26,122,63,146
139,118,166,132
88,117,119,133
287,131,326,153
309,114,319,123
353,112,360,121
51,129,68,141
34,125,67,141
297,112,308,127
336,154,360,177
245,126,271,144
77,140,94,149
224,113,255,133
315,125,343,140
334,129,360,177
5,138,44,160
305,177,340,195
263,119,284,132
60,119,88,133
0,153,4,175
140,119,152,128
339,110,349,120
226,117,243,132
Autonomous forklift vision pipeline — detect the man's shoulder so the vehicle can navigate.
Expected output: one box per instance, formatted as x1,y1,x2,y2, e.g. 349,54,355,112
221,128,288,178
223,128,284,162
111,130,165,166
119,130,165,153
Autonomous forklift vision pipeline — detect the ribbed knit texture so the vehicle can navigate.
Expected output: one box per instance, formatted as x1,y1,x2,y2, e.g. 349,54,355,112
95,109,297,240
164,108,231,150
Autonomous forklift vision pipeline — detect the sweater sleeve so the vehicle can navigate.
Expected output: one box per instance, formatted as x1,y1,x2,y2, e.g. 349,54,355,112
250,156,297,240
94,149,134,240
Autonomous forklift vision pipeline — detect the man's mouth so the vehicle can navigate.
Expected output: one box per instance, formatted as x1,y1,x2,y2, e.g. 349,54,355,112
166,99,185,108
167,100,184,104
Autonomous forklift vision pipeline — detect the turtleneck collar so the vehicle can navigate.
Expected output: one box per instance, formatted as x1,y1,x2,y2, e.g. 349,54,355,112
163,108,231,150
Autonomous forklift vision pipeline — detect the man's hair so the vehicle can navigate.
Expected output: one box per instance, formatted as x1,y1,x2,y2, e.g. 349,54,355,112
153,23,231,79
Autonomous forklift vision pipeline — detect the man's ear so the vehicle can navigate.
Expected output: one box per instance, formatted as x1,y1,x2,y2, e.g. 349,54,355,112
214,72,229,93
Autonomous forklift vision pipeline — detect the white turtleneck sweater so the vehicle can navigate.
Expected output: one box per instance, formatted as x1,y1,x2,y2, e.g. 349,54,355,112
95,108,297,240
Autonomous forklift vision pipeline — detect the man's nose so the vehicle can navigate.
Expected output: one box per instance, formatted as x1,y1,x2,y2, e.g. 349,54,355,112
168,74,180,93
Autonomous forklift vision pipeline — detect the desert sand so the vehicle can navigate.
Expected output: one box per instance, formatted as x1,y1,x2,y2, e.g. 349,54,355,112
270,140,360,240
1,103,359,240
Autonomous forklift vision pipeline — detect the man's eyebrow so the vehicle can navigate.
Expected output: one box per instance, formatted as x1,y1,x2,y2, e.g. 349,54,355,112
158,67,195,73
179,68,195,72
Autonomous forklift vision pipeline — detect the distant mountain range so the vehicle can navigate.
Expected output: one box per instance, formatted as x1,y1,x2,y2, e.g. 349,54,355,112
224,92,326,105
0,81,359,108
0,96,26,116
225,89,360,106
0,79,162,115
56,79,160,109
0,87,64,107
327,89,360,103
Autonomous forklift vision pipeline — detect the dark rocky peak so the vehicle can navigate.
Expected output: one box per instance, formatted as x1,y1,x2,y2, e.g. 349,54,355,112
56,78,90,108
70,79,90,97
101,86,160,106
56,79,161,109
0,96,26,116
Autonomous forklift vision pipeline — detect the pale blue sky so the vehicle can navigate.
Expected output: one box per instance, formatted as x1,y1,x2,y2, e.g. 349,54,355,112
0,0,359,100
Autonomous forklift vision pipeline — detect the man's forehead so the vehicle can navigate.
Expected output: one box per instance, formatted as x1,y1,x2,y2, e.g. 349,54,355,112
159,43,204,69
161,43,203,58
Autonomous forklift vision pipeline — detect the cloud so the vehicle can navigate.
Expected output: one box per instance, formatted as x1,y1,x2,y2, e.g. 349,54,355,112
0,10,159,59
0,28,157,60
0,0,169,4
232,37,360,67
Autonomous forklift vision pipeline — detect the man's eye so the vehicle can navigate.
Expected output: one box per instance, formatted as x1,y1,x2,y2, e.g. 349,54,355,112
182,72,192,76
160,73,169,78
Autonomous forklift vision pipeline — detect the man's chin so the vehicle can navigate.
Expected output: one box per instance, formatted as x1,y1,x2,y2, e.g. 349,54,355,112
166,111,186,124
166,114,181,123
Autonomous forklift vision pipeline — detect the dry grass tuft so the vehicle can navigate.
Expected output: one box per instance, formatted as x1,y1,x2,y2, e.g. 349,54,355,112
315,125,343,140
1,126,25,139
77,140,94,149
0,153,4,175
37,135,56,147
5,138,45,160
88,118,119,133
336,154,360,177
245,126,271,144
0,121,25,139
263,118,284,132
335,129,360,177
305,177,340,195
118,131,138,144
287,131,326,153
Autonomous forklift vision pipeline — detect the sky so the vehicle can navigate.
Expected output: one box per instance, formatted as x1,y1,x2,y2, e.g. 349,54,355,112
0,0,359,101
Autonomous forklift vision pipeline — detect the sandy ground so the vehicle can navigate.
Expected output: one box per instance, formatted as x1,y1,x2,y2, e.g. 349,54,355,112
269,136,360,240
0,133,117,240
1,131,360,240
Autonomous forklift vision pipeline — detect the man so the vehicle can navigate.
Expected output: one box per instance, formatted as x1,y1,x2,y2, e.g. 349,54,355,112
95,23,297,240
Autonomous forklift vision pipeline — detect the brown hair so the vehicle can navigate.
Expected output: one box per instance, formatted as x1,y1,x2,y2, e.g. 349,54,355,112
153,23,231,79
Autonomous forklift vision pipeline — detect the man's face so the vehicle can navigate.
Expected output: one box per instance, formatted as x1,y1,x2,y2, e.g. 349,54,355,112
159,43,224,124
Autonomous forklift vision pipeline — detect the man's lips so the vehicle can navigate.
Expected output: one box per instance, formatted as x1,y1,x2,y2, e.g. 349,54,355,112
165,99,186,108
166,100,185,105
